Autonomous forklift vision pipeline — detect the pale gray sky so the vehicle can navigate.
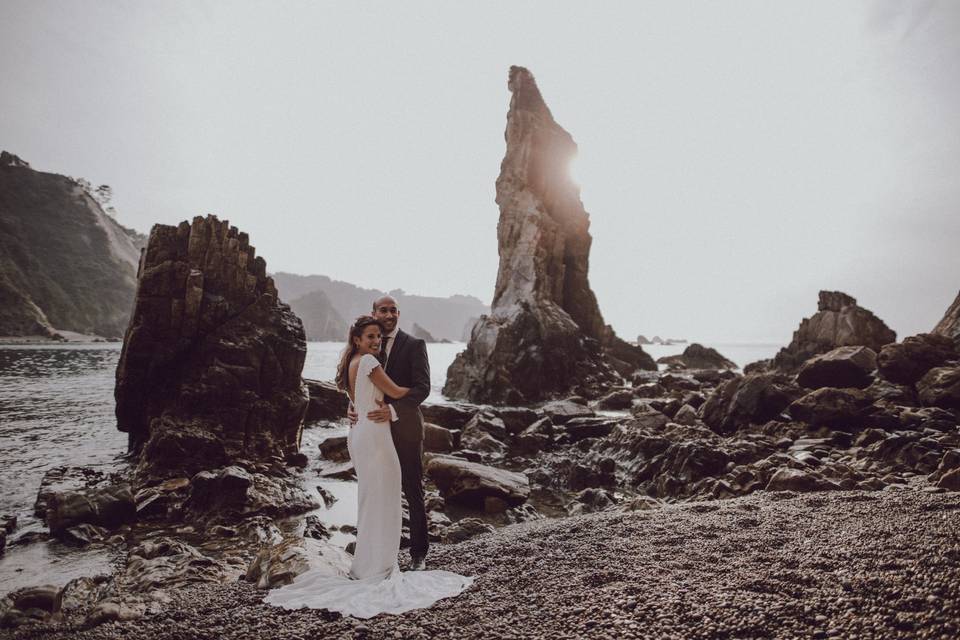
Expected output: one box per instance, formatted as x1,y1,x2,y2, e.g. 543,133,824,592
1,1,957,343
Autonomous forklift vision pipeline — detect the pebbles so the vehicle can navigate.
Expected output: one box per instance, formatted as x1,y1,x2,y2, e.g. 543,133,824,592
9,489,958,639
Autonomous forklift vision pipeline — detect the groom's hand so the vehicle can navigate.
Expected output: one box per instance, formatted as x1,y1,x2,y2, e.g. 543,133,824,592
367,400,392,424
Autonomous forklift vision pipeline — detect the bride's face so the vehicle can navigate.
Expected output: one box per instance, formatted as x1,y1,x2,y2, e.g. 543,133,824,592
354,325,382,355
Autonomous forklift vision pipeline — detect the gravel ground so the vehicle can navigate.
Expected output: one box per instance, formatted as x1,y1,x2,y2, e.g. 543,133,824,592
7,488,960,640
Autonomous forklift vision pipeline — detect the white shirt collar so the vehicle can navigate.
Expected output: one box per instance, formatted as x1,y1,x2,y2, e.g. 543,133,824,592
386,327,399,340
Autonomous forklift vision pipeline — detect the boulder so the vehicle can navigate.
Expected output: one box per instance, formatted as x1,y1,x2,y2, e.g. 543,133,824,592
917,366,960,410
796,346,877,389
788,387,873,428
765,468,839,492
771,291,896,372
656,344,736,370
318,435,349,462
701,373,802,435
877,334,958,385
425,455,530,507
597,389,634,410
115,215,308,476
245,537,350,589
443,67,653,404
441,518,495,544
420,403,479,430
563,417,621,442
424,423,457,453
44,483,135,534
541,399,595,424
304,379,349,422
492,407,539,435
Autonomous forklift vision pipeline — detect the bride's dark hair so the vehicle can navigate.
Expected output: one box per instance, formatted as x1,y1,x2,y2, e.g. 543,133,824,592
336,315,385,392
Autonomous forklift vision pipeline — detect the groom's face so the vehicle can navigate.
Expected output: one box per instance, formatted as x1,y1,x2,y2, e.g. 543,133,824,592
373,297,399,333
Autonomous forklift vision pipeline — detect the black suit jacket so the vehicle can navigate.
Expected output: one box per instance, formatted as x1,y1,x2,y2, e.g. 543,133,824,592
384,329,430,442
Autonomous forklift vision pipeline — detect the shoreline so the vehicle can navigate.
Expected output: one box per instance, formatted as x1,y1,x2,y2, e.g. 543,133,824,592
8,488,958,639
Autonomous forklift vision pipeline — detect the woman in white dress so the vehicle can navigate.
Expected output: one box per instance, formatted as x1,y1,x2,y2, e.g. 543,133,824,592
264,316,473,618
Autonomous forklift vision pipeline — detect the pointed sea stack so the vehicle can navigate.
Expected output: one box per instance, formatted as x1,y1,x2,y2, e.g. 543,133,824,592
444,66,654,405
115,215,308,475
933,290,960,344
770,291,896,372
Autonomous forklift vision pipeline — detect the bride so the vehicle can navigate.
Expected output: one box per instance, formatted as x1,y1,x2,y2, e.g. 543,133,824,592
264,316,473,618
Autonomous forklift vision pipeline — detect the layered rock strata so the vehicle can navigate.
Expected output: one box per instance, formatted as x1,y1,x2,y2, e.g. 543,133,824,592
115,215,309,473
444,66,654,404
769,291,896,372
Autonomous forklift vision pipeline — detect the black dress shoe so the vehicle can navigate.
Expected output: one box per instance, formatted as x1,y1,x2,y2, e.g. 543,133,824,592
410,556,426,571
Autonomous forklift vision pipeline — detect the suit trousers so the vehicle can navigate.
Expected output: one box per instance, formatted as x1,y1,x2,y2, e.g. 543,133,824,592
391,429,428,558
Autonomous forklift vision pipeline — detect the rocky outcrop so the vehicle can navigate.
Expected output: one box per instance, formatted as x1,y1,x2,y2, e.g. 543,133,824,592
796,346,877,389
115,215,309,472
443,66,653,405
656,344,736,371
932,290,960,344
411,322,440,343
770,291,896,372
0,151,144,338
286,289,346,341
877,334,957,385
700,373,803,435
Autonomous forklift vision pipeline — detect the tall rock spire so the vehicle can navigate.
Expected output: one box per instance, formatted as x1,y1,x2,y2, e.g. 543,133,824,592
444,66,654,404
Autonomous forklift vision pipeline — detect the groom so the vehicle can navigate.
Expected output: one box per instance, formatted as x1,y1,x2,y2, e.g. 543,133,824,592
362,295,431,570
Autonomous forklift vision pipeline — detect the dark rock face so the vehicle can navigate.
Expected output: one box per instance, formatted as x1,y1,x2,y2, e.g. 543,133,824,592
788,388,873,428
932,290,960,343
657,344,736,371
701,373,803,435
877,334,958,385
303,379,349,423
443,66,653,404
771,291,896,372
796,346,877,390
0,151,144,338
115,215,308,473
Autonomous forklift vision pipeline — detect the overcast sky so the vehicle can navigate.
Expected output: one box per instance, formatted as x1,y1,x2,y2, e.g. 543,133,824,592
1,1,957,343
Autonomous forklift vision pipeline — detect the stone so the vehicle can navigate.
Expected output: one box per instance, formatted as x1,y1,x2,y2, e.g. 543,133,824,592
877,334,958,385
60,523,110,546
461,411,508,441
541,399,595,424
796,346,877,389
674,404,699,425
424,423,457,453
701,373,802,435
245,537,350,589
656,344,736,370
443,67,654,404
44,483,135,534
441,518,495,544
304,379,349,423
420,402,479,430
513,417,554,454
115,215,308,474
492,407,539,434
11,585,61,613
633,382,666,398
563,417,621,442
788,388,872,428
932,289,960,343
318,435,350,462
569,488,615,514
771,291,896,372
937,468,960,491
597,389,634,410
765,468,839,492
917,366,960,410
425,454,530,507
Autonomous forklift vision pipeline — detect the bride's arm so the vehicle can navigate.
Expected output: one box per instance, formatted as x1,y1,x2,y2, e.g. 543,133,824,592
369,366,410,399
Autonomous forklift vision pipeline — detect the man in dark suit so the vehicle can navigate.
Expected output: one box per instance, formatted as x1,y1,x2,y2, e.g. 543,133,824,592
363,295,431,570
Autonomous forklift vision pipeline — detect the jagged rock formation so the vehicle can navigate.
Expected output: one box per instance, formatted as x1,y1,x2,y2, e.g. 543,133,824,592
287,289,346,341
769,291,896,372
115,215,309,474
272,272,487,341
657,344,736,371
0,151,144,338
933,290,960,343
443,66,654,404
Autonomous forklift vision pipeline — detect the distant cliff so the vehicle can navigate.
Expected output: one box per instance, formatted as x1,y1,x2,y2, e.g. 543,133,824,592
287,289,348,341
273,272,488,341
0,152,144,338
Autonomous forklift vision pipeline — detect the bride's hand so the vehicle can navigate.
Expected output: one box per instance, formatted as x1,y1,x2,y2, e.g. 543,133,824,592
367,400,392,424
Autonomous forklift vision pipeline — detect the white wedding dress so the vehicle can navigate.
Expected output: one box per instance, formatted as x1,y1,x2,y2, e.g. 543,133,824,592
264,353,473,618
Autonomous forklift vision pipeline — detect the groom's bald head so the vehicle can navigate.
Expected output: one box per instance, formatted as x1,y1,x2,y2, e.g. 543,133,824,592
372,295,399,333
